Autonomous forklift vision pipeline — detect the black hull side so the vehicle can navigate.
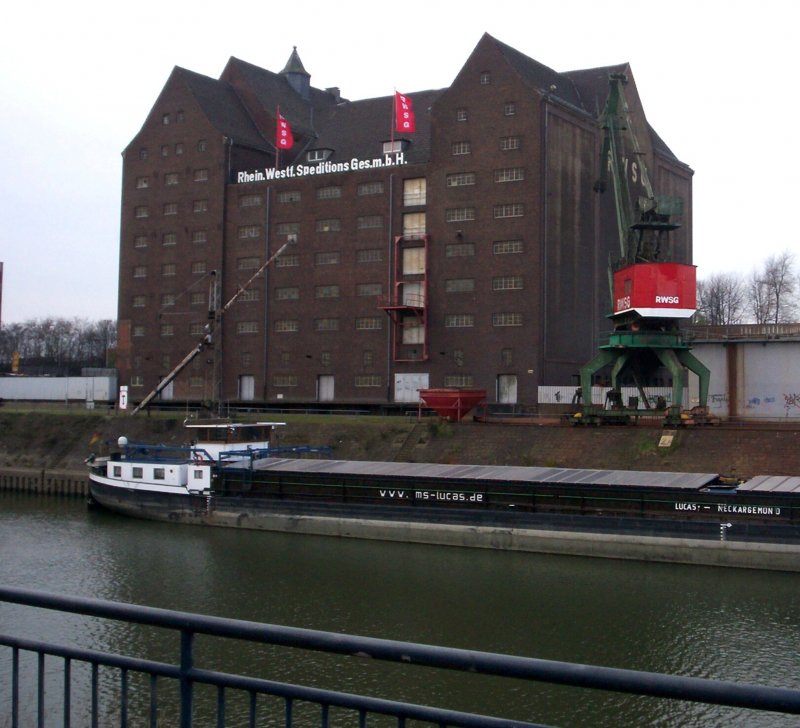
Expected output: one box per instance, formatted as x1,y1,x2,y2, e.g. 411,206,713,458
88,479,800,572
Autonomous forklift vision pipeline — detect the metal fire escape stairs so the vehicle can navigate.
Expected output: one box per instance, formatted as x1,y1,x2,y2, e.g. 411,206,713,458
380,233,429,362
576,74,709,425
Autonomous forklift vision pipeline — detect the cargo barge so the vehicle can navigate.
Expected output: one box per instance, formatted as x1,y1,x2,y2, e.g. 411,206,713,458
87,422,800,571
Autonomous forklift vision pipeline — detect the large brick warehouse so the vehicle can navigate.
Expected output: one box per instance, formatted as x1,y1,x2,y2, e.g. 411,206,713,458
117,33,693,409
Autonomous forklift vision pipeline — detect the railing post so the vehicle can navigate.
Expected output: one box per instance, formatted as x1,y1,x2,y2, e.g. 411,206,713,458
180,628,194,728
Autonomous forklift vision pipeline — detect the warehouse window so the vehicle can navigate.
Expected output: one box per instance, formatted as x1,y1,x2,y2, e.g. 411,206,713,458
132,295,146,308
307,149,330,162
134,206,149,219
403,178,426,206
276,287,299,300
133,266,147,278
493,240,524,254
445,278,475,293
189,323,205,336
273,375,298,387
314,318,340,332
355,317,383,331
494,203,524,218
492,312,523,327
194,169,209,182
480,71,491,85
191,292,205,305
239,194,263,207
445,242,475,257
191,261,206,275
446,172,475,187
276,221,300,238
192,230,207,244
161,145,169,157
162,232,177,247
138,148,148,160
189,376,204,388
275,254,299,268
197,140,208,152
239,289,259,302
451,141,471,156
238,225,261,240
278,190,301,203
193,200,208,213
495,167,525,183
504,102,516,116
136,176,149,189
357,248,383,263
317,185,342,200
275,320,299,332
165,172,179,186
355,375,382,388
161,264,176,277
382,140,404,154
315,285,340,299
160,324,174,337
356,283,382,297
175,143,183,155
500,136,521,151
134,235,148,249
445,207,475,222
161,294,175,307
444,374,474,388
456,108,468,121
493,276,523,291
316,218,341,232
358,181,384,196
402,212,426,237
357,215,383,229
163,203,178,216
315,251,340,265
238,257,261,270
445,314,474,328
236,321,259,334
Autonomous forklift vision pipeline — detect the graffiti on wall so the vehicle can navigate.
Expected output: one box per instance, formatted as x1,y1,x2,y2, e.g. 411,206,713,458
784,392,800,415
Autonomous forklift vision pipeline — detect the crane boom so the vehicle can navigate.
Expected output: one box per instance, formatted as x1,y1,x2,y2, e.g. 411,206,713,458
130,243,288,415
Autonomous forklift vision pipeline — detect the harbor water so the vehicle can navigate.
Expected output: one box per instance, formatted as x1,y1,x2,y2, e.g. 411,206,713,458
1,491,799,727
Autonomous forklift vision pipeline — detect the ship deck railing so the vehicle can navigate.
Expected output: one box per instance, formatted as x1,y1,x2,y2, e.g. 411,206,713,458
2,586,799,727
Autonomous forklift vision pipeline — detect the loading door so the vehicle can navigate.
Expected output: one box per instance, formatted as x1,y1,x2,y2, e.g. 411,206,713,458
394,373,429,403
497,375,518,404
317,375,335,402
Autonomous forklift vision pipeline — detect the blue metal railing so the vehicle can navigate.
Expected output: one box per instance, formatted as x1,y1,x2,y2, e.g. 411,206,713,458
2,586,800,727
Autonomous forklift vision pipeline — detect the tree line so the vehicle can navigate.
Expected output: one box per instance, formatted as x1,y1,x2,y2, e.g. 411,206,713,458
695,251,798,326
0,318,116,375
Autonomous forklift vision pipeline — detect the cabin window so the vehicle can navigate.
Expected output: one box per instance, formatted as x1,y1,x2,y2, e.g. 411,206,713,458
193,470,204,480
132,467,143,479
113,466,122,477
153,468,165,480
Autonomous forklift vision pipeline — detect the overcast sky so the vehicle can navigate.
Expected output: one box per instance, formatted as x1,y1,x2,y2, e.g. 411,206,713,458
1,0,796,323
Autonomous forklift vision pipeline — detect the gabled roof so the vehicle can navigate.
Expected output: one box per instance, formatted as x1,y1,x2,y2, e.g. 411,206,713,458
489,34,585,111
221,57,339,138
312,89,443,164
177,68,270,151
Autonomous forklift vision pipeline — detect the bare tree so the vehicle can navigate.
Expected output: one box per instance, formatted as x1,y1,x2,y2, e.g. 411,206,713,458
746,252,798,324
696,272,745,325
763,251,797,323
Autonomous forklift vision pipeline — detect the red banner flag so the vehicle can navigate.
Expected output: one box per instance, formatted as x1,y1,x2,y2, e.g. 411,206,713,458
276,111,294,150
395,92,415,133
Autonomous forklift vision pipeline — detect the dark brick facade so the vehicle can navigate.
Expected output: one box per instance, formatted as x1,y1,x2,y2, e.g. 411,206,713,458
117,34,693,407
